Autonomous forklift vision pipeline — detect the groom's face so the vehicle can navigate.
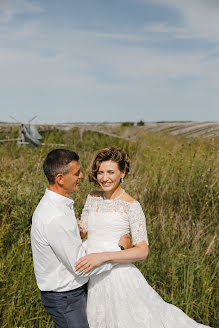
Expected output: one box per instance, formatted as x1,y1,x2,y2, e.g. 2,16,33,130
62,160,83,193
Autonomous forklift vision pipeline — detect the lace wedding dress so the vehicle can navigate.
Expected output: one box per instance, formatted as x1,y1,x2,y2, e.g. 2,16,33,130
81,194,210,328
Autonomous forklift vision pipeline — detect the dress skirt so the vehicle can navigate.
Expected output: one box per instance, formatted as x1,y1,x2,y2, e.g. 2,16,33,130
87,264,209,328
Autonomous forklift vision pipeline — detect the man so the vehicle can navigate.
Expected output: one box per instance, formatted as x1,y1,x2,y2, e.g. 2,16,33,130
31,149,130,328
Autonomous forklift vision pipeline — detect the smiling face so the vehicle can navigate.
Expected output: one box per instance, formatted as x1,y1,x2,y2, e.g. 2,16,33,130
62,160,83,193
97,160,125,193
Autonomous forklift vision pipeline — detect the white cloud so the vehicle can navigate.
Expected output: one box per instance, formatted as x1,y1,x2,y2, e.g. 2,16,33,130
0,1,218,122
0,23,213,90
145,0,219,42
1,22,218,110
144,22,193,40
0,0,43,23
96,32,146,42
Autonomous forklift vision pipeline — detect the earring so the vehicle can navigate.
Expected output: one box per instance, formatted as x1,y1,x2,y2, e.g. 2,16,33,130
120,177,124,184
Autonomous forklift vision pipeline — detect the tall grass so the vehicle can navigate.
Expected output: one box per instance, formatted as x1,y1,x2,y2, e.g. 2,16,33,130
0,128,218,327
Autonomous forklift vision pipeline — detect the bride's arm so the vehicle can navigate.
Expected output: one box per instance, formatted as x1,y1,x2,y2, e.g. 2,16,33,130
108,241,149,262
75,241,149,274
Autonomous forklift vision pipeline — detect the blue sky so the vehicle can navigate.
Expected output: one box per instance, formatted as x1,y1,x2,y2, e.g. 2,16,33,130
0,0,219,123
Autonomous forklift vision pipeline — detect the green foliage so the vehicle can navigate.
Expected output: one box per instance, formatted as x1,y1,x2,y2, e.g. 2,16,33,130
137,120,145,126
121,121,134,127
0,129,218,327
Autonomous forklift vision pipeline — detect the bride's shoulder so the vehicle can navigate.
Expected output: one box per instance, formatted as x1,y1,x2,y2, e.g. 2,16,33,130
121,192,137,203
89,190,104,198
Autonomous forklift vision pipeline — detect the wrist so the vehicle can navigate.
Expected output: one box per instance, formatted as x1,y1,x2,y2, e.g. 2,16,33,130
105,252,113,262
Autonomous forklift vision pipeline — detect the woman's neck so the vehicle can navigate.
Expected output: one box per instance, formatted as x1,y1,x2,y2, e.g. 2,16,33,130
104,186,123,200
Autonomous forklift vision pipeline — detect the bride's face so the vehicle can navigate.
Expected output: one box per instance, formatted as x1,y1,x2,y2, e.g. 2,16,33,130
97,160,124,192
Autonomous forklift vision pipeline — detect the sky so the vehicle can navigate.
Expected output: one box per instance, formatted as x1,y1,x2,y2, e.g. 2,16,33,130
0,0,219,123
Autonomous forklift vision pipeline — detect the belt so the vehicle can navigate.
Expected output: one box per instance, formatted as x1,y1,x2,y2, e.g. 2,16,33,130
41,283,87,294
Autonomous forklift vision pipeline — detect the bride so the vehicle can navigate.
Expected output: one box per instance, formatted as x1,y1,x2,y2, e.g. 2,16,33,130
75,147,210,328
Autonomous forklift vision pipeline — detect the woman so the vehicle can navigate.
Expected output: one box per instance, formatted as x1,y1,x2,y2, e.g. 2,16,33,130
76,147,210,328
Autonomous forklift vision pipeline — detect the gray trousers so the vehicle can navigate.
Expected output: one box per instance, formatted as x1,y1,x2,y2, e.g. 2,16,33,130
41,284,90,328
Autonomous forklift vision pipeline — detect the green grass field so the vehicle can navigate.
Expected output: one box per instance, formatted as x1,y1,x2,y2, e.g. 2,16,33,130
0,127,218,327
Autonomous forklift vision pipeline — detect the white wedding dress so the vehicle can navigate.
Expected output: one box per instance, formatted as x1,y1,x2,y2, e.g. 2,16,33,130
81,195,210,328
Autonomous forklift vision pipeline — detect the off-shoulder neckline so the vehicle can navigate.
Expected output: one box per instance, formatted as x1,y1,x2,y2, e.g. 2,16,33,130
87,193,139,205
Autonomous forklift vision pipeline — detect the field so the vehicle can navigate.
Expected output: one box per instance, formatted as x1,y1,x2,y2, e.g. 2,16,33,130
0,125,218,327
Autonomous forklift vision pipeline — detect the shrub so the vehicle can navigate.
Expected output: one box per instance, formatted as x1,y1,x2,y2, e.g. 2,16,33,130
121,122,134,127
137,120,145,126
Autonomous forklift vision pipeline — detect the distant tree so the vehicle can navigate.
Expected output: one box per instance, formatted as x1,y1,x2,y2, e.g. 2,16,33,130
121,122,134,127
137,120,145,126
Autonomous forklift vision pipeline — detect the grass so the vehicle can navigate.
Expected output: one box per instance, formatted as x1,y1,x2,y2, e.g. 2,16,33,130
0,127,218,327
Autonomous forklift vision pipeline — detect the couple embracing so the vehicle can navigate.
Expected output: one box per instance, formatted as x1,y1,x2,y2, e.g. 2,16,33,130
31,147,210,328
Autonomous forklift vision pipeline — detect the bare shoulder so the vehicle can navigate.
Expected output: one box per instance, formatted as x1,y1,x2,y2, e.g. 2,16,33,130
121,192,136,203
89,190,104,198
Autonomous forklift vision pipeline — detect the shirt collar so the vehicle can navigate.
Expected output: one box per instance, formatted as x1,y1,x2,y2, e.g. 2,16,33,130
45,189,74,209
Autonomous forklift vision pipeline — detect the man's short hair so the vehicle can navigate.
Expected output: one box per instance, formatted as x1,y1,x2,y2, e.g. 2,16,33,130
43,149,79,184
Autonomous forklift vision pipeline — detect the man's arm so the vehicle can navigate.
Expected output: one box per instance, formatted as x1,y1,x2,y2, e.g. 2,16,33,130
46,215,119,277
46,215,86,275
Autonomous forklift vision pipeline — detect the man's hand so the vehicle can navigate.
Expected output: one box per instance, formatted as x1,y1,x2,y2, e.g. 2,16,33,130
80,230,87,239
78,221,87,240
118,234,132,250
75,253,109,275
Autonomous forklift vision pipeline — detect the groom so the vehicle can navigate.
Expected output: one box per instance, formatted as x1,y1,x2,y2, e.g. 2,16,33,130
31,149,130,328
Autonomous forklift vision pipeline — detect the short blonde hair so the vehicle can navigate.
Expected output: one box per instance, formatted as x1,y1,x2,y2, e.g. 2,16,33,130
89,147,130,184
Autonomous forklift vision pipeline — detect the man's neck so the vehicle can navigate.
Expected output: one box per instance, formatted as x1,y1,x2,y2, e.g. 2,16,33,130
48,185,70,198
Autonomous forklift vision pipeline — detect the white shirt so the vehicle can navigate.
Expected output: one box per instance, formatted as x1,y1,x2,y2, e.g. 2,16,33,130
31,189,117,292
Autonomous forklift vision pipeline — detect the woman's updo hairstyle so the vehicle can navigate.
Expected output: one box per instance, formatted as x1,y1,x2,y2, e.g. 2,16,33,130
89,147,130,185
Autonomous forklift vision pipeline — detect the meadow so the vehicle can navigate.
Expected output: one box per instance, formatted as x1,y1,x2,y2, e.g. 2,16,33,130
0,126,218,327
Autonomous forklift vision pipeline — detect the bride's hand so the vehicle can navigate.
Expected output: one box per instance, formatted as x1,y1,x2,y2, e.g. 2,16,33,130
75,253,109,274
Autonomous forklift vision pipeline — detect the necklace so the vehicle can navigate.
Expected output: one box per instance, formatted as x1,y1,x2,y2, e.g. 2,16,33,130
103,189,125,201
